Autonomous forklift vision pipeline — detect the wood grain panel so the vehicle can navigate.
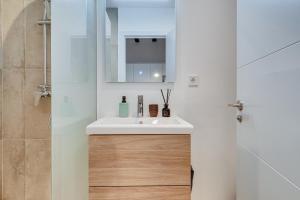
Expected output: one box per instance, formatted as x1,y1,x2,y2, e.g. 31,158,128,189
89,135,190,151
89,186,191,200
89,135,191,186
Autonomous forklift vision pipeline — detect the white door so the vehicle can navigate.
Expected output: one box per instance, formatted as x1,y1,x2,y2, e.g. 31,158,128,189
236,0,300,199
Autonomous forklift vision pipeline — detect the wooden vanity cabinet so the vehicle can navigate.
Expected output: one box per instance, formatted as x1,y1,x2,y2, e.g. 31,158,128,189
89,134,191,200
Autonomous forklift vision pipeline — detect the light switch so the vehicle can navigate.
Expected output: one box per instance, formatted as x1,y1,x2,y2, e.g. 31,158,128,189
188,75,199,87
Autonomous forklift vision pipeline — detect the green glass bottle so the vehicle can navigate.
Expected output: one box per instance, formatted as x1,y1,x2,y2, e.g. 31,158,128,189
119,96,129,118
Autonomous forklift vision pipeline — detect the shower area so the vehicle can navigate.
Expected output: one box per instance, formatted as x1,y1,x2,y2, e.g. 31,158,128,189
0,0,51,199
0,0,97,199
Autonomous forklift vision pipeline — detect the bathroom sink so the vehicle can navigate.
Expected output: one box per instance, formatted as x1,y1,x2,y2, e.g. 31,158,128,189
86,116,193,135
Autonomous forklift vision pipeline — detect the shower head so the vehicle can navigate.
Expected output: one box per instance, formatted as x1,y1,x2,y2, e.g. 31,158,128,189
44,0,51,19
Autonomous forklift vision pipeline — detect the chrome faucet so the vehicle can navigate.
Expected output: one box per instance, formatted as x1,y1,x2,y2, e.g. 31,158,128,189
137,95,144,117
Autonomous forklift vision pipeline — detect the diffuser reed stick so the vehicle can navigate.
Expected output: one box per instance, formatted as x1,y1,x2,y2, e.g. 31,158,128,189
161,89,166,104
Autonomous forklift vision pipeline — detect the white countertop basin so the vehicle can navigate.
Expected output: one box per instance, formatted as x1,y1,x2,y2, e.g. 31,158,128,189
86,116,194,135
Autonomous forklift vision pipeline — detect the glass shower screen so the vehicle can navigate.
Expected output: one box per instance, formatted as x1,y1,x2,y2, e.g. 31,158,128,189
51,0,97,199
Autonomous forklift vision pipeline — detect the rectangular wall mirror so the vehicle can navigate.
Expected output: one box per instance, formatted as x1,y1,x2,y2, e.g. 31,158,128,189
105,0,176,83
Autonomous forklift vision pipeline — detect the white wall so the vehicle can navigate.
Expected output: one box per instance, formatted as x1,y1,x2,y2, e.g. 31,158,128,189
98,1,236,200
118,8,175,33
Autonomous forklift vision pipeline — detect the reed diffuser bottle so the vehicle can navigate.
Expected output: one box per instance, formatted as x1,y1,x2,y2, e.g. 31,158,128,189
162,103,170,117
161,89,171,117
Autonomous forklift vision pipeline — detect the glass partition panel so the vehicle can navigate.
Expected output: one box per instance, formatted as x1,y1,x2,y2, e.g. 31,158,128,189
52,0,97,199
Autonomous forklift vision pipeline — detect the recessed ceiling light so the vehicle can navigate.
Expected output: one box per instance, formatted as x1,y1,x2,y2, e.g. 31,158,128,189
153,73,160,78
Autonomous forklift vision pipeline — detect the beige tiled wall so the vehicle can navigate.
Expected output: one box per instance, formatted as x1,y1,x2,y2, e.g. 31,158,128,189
0,0,51,199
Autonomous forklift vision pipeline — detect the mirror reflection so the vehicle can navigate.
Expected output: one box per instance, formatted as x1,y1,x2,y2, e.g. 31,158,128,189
105,0,176,83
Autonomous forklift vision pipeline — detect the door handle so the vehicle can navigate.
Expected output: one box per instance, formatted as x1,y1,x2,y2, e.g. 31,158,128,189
228,100,244,111
228,100,244,123
236,115,243,123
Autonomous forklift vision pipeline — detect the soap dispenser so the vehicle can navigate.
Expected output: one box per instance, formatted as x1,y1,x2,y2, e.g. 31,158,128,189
119,96,129,117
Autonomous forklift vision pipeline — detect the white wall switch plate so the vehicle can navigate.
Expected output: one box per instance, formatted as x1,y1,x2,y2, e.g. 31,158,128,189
188,74,199,87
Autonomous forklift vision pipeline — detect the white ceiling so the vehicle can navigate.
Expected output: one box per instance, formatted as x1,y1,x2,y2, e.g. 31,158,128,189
106,0,175,8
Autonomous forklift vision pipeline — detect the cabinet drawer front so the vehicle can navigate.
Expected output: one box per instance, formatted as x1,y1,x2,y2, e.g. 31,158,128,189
89,135,191,186
89,186,191,200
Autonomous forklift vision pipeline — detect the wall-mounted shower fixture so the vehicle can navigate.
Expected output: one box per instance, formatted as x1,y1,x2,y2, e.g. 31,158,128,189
35,0,51,106
34,85,51,106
